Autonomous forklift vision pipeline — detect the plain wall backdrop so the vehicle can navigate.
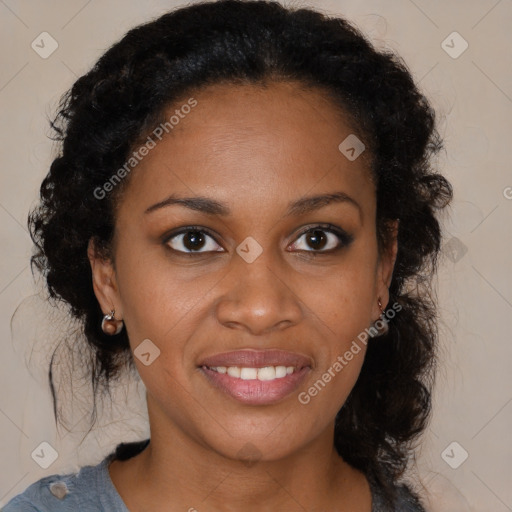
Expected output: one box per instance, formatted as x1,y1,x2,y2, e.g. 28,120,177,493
0,1,511,510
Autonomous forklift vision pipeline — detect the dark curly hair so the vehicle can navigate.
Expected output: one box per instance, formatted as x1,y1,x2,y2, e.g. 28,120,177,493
28,0,452,505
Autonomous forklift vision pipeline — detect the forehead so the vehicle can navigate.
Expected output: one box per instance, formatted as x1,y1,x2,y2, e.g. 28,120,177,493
117,81,375,220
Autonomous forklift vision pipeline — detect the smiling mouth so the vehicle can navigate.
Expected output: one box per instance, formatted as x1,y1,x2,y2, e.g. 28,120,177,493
204,365,297,381
198,349,312,405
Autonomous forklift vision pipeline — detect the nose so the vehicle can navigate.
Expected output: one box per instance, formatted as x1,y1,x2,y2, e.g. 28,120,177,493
214,249,304,336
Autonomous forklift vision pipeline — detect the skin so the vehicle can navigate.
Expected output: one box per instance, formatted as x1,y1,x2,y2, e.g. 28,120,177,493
88,81,398,512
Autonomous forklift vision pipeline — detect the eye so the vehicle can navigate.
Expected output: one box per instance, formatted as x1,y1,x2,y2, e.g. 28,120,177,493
289,224,353,253
164,227,223,254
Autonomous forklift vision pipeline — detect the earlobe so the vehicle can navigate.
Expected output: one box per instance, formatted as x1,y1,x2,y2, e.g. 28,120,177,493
87,238,122,318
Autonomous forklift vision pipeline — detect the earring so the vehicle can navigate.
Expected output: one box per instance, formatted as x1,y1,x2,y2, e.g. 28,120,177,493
101,309,124,335
375,297,389,336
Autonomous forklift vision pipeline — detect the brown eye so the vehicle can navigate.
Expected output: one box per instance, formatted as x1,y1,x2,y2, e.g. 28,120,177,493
166,229,223,254
290,225,352,253
304,229,329,251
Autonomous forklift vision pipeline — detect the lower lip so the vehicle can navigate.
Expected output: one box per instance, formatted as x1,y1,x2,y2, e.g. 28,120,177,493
200,366,310,405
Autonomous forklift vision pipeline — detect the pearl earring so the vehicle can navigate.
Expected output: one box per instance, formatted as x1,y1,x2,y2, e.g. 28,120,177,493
101,309,124,335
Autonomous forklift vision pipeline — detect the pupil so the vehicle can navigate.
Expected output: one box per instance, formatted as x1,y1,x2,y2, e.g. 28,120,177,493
184,230,205,251
307,230,326,250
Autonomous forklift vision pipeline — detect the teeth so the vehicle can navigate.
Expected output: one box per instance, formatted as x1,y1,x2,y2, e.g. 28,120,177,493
275,366,287,378
240,367,258,380
227,366,241,378
210,365,297,381
257,366,276,381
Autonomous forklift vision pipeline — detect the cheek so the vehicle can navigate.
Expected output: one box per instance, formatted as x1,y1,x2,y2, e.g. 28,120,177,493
116,246,203,336
302,255,377,340
297,242,377,402
115,248,221,384
296,336,367,428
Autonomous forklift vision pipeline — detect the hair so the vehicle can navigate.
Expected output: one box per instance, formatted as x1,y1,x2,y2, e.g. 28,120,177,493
28,0,452,505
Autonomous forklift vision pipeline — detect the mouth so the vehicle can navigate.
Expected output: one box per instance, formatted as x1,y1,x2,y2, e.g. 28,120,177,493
198,349,312,405
205,365,298,381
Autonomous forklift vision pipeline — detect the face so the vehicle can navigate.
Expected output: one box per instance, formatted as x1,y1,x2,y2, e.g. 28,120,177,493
88,81,397,462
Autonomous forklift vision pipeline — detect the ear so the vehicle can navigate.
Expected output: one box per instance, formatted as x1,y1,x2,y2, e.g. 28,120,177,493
87,238,123,318
374,219,399,318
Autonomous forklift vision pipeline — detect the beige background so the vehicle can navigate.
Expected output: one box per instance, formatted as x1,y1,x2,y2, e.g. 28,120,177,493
1,0,511,510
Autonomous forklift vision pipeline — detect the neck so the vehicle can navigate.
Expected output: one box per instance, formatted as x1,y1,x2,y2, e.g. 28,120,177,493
109,399,372,511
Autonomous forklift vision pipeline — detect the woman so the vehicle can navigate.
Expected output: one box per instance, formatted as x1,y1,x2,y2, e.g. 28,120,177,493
3,1,452,510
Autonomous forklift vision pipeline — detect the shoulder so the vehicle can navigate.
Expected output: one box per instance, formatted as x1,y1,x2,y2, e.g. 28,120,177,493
1,456,125,512
368,471,426,512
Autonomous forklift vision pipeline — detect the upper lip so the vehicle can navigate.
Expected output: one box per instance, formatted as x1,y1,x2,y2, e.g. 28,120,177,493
199,349,312,369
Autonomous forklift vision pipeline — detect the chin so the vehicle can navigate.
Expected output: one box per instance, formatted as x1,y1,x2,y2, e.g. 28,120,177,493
198,422,314,465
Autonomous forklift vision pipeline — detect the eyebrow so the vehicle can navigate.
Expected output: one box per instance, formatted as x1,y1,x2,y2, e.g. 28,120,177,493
144,191,362,220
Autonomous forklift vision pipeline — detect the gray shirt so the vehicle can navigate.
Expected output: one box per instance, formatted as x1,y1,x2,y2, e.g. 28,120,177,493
2,441,426,511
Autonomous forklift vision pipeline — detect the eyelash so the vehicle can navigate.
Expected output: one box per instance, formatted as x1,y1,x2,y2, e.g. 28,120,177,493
162,223,354,257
